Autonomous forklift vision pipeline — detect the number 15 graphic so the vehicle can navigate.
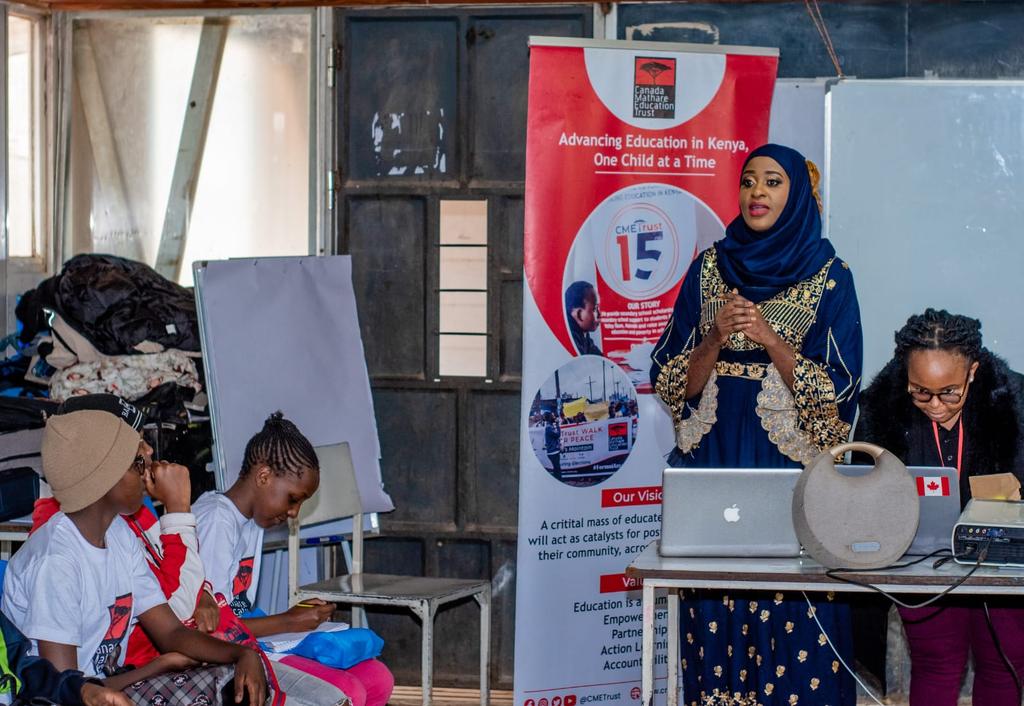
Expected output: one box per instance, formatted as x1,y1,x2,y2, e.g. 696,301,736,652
616,228,663,282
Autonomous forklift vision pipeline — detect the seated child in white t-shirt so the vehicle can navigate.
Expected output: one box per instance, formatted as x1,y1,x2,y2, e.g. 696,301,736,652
1,409,268,702
30,393,220,669
194,412,394,706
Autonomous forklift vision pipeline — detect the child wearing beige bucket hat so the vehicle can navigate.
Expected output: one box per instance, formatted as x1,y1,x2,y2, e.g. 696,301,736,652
1,410,268,703
29,394,218,667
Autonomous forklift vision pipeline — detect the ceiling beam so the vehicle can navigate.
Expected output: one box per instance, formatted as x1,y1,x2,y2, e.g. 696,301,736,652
10,0,603,9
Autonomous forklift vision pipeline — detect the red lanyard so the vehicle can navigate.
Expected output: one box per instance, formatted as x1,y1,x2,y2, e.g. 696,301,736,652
931,417,965,475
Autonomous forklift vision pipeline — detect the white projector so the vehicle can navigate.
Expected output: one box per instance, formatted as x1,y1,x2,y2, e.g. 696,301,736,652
952,499,1024,567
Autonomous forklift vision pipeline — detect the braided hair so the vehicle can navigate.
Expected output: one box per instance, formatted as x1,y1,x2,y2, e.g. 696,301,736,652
893,308,983,364
239,411,319,478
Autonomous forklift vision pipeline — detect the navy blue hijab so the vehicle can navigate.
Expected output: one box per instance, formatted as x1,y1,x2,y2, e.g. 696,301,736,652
714,144,835,301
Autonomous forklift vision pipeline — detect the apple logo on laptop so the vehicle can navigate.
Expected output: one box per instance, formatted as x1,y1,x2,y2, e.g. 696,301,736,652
723,504,740,523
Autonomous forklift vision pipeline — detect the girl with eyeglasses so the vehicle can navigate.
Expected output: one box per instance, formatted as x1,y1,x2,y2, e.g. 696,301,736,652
855,308,1024,706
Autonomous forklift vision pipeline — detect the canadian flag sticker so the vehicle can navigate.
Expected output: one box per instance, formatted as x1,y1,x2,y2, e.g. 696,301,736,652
917,476,951,497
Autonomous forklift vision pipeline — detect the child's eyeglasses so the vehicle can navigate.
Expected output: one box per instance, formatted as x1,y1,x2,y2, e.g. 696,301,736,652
131,454,147,475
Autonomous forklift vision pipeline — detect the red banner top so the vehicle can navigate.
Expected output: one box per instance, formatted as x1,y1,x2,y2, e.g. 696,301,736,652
524,44,778,358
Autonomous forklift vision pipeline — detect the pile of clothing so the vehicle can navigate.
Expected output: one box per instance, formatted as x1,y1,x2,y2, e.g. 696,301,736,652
17,253,202,403
7,254,215,501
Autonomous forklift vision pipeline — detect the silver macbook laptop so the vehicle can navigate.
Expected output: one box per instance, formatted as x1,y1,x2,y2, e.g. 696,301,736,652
659,467,802,558
841,465,960,556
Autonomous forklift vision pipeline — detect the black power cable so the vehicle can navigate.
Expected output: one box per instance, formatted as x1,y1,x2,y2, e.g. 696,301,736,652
983,602,1024,704
814,541,1024,702
823,542,990,609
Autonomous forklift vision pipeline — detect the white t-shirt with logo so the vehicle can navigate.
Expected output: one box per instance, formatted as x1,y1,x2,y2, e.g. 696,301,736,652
0,513,165,676
193,492,263,616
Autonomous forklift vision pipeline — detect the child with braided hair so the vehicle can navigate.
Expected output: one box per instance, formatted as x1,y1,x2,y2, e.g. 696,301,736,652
193,412,394,706
856,308,1024,706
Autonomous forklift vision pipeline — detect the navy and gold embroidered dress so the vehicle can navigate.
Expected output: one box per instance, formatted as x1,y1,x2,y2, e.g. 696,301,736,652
650,144,863,706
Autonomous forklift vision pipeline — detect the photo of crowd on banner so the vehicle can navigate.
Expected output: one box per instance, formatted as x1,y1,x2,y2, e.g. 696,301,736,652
528,355,639,487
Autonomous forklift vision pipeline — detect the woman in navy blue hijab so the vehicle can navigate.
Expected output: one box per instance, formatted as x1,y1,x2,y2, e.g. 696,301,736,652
650,144,863,706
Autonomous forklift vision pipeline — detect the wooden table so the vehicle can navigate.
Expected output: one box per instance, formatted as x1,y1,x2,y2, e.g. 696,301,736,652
625,541,1024,706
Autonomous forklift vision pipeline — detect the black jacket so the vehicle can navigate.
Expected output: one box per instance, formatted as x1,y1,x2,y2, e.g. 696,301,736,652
16,254,200,355
855,349,1024,495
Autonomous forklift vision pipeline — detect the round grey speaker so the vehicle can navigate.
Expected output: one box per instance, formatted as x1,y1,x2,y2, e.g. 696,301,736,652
792,442,920,569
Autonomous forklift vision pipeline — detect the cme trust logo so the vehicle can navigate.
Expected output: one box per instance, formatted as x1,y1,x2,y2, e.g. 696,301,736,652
601,202,680,300
633,57,676,119
614,218,665,282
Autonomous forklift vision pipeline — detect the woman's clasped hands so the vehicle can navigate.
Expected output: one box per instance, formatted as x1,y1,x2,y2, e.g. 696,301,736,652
712,289,777,346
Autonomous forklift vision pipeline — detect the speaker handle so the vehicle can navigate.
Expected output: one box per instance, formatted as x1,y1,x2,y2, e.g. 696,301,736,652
828,441,885,460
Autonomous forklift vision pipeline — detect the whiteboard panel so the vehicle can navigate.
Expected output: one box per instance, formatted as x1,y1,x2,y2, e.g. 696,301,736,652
826,79,1024,382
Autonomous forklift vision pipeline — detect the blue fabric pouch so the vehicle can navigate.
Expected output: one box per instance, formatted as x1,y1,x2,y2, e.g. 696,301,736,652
286,628,384,670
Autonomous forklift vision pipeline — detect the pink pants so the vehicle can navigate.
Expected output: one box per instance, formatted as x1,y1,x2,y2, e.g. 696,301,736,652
899,604,1024,706
278,655,394,706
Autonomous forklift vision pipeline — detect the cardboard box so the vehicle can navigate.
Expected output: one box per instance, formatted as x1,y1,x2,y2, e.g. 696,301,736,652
969,473,1022,501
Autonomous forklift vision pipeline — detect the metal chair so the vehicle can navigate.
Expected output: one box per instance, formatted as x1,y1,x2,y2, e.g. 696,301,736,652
288,443,491,706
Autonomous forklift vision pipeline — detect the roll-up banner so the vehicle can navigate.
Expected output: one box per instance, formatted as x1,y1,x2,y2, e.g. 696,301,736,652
515,38,778,706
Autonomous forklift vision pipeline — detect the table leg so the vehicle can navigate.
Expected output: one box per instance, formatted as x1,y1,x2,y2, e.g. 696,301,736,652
417,600,435,706
475,588,491,706
641,582,655,706
666,590,679,706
